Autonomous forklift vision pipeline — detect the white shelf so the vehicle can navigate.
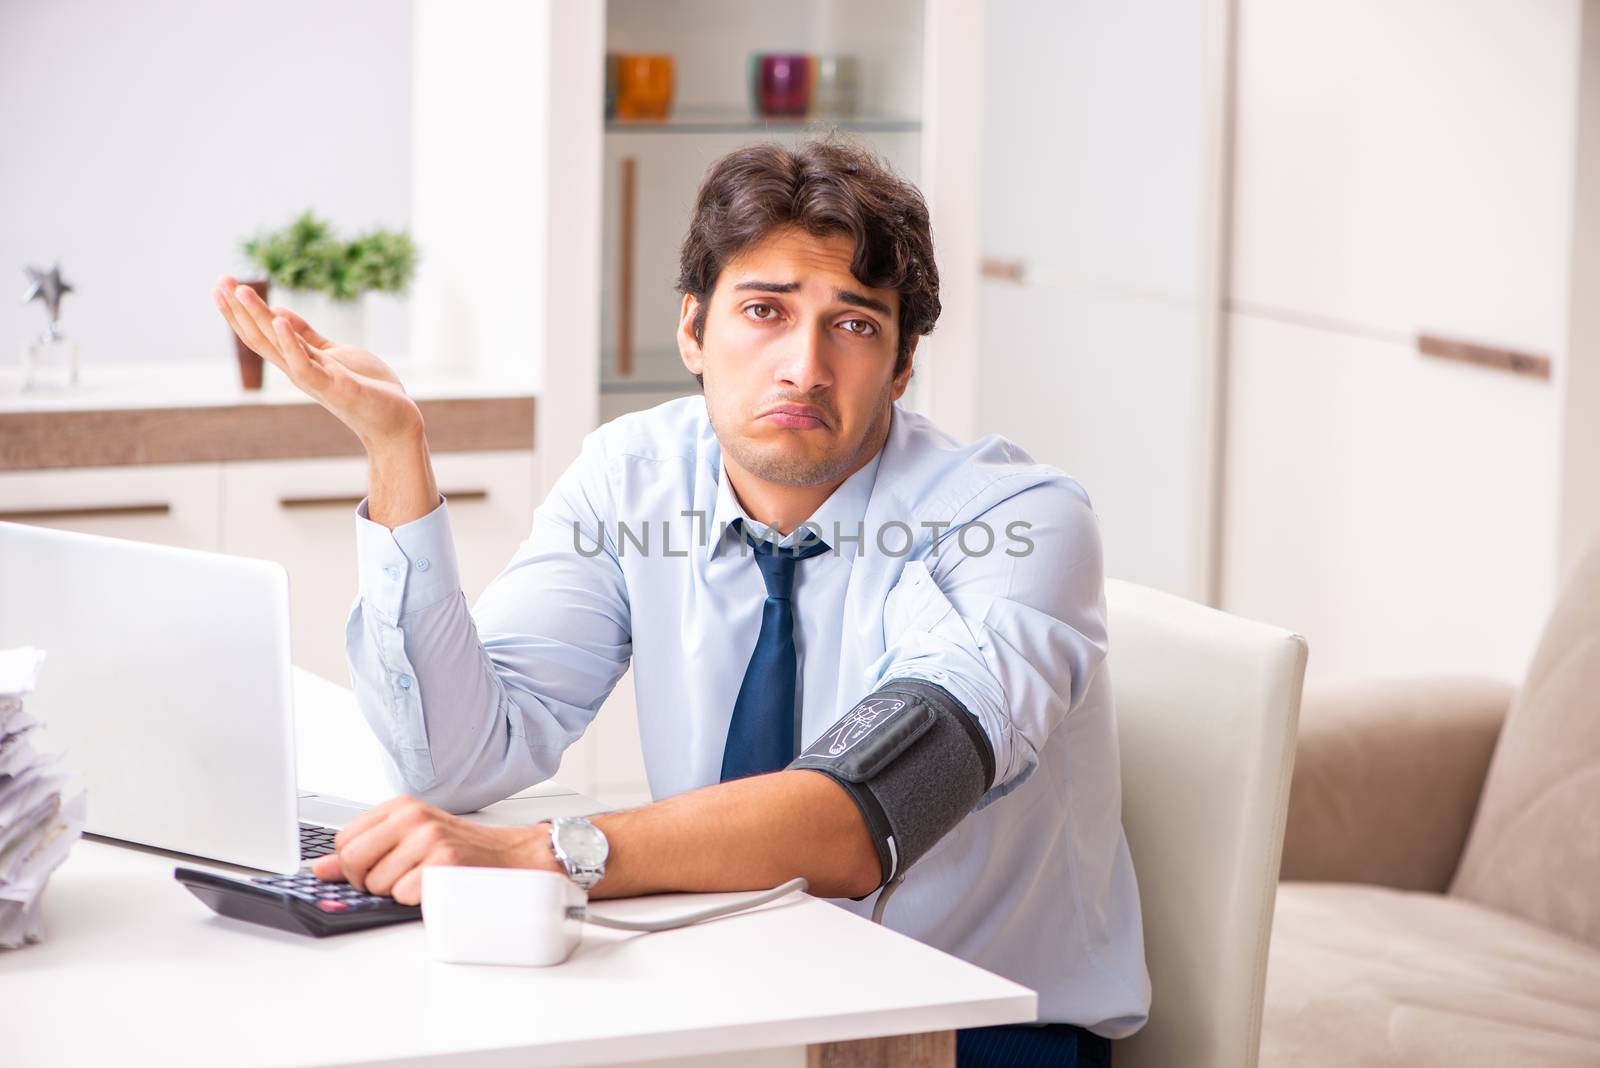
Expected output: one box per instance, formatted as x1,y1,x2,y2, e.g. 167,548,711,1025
607,113,921,135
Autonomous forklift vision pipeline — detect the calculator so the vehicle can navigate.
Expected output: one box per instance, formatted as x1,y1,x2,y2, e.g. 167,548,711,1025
174,866,423,937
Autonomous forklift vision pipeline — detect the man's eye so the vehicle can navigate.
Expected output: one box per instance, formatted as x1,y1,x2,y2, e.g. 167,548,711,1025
841,319,877,337
744,304,777,321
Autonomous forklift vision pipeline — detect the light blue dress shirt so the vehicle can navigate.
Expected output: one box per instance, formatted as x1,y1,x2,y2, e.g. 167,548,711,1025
346,397,1150,1036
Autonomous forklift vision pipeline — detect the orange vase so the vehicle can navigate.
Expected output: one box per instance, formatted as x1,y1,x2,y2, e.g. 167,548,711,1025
616,55,675,120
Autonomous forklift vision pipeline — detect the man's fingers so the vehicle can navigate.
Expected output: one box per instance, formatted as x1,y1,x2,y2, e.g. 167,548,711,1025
324,797,434,889
310,854,345,882
219,285,286,371
331,797,408,850
328,818,404,893
273,317,333,388
360,830,436,898
270,305,332,349
390,868,423,906
234,283,286,347
215,287,265,351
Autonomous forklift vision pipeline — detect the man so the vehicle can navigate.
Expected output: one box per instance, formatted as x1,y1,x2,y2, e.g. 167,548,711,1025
213,137,1148,1066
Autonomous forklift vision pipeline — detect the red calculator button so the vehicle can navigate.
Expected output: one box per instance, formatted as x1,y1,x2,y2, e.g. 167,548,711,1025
317,900,349,912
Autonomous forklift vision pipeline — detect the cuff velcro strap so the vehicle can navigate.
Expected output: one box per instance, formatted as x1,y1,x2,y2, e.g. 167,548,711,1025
789,678,995,890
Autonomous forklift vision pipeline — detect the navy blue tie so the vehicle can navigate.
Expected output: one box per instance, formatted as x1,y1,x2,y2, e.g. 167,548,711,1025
720,522,831,781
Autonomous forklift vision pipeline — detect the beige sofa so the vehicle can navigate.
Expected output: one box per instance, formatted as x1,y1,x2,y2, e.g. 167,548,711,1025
1261,539,1600,1066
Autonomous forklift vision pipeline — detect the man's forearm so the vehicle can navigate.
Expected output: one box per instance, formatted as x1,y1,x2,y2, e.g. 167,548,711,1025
366,430,440,530
585,770,882,901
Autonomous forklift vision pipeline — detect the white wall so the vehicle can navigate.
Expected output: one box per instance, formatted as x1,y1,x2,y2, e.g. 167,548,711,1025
974,0,1221,600
408,0,552,385
0,1,413,368
1222,0,1580,682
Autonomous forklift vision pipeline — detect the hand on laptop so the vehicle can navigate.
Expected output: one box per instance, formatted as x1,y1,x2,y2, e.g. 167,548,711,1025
211,275,424,449
309,796,559,906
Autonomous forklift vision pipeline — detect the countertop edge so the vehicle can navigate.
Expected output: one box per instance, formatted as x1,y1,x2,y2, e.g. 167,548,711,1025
0,395,536,470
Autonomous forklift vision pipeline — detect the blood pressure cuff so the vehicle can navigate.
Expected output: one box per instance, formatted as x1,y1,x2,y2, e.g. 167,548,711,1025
788,678,995,889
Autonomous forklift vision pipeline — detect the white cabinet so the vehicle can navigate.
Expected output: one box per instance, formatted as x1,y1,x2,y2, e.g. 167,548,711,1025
0,449,654,808
1230,0,1579,353
218,451,538,685
979,0,1212,304
1222,0,1581,682
975,0,1224,602
0,463,222,550
215,449,646,806
978,280,1207,598
1220,312,1558,682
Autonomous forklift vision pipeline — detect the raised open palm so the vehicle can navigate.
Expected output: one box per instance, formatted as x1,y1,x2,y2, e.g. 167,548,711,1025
212,274,423,447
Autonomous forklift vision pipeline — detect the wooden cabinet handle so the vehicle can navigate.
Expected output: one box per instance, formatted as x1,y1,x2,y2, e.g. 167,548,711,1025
0,502,171,523
980,257,1026,283
278,490,490,510
1417,333,1551,380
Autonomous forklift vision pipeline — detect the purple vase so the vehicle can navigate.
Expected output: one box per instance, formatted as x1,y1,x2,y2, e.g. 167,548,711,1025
757,54,811,117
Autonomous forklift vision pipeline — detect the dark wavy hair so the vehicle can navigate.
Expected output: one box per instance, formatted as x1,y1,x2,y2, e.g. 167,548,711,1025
676,135,941,382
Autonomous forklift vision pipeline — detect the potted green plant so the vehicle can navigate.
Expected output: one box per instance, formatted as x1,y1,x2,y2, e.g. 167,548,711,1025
239,211,418,352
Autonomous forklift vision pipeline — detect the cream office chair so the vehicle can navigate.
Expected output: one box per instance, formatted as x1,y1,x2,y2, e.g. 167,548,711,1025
1105,579,1308,1068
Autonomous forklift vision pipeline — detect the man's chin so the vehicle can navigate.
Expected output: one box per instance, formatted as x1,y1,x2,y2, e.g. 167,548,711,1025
729,439,852,489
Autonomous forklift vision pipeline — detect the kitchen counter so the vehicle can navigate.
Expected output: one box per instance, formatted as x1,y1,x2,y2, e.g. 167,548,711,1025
0,361,535,470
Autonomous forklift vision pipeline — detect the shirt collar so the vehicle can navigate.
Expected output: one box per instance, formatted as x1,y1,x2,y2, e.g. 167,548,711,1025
705,436,886,564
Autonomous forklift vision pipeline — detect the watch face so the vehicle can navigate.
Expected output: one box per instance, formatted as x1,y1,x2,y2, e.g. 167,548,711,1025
556,820,607,867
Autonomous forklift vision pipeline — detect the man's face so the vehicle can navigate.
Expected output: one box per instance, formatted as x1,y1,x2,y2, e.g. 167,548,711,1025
678,227,916,489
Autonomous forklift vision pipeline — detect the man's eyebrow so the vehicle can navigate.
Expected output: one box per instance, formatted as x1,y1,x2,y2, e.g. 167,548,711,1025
731,280,893,318
835,289,893,317
732,280,800,294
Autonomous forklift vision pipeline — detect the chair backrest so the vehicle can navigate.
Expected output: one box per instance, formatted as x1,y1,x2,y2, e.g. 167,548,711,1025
1105,579,1308,1068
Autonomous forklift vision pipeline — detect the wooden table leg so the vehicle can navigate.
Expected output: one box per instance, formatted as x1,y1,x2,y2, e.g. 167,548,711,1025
807,1030,955,1068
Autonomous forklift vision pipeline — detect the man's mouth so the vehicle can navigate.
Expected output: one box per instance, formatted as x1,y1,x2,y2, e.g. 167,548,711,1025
758,403,830,430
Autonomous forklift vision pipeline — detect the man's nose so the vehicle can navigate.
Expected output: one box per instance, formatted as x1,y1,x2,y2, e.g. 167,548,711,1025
775,323,832,393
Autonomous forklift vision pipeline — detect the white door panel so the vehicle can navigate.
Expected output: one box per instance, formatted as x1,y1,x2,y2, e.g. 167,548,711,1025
981,0,1210,301
220,451,536,684
1231,0,1580,352
1220,312,1557,682
977,279,1202,597
0,463,222,551
977,0,1218,600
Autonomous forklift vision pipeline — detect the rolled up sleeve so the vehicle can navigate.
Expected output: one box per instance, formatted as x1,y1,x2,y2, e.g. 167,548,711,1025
345,496,461,791
865,479,1108,808
354,497,462,620
344,431,633,813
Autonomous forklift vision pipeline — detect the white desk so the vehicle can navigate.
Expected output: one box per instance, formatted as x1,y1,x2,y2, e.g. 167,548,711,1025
1,672,1036,1067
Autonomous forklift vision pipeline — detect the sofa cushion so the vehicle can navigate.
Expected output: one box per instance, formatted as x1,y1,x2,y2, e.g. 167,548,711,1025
1280,676,1510,892
1450,536,1600,946
1263,883,1600,1067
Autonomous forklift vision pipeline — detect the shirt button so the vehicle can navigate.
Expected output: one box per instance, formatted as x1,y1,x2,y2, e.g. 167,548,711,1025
397,674,413,690
383,565,400,581
416,557,431,572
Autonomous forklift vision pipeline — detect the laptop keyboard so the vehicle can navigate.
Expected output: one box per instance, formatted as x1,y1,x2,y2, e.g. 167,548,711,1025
298,822,338,859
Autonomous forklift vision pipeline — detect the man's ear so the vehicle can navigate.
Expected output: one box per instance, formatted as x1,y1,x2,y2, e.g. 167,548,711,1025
890,334,920,401
677,293,704,377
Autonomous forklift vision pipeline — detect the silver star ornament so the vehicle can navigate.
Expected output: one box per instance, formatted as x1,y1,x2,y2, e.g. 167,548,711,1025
23,264,74,325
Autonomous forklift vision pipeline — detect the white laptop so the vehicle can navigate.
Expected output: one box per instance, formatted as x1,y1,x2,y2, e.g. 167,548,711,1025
0,521,371,873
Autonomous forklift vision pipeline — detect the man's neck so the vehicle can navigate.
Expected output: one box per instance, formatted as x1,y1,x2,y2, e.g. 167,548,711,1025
724,438,885,536
724,468,840,537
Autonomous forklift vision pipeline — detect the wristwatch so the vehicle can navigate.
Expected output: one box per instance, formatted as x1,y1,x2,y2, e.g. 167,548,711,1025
548,816,609,891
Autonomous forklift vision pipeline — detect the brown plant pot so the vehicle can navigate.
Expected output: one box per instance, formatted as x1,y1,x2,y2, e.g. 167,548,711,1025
233,278,270,389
